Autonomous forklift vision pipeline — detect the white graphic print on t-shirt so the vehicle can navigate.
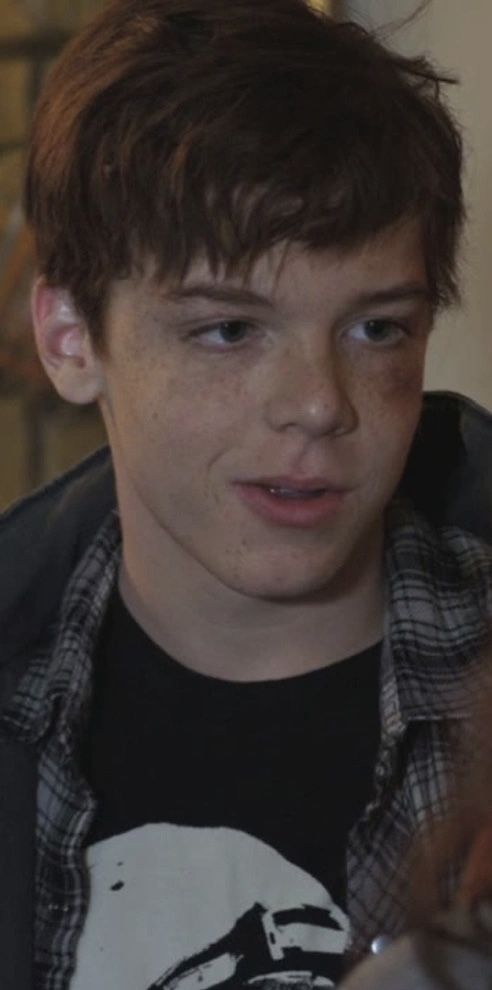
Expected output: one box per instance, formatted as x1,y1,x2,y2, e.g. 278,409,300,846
71,823,349,989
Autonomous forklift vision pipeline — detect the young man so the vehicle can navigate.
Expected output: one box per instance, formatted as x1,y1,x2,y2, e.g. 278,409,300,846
0,0,491,987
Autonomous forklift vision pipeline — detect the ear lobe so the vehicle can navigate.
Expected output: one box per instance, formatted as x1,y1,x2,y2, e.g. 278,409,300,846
31,278,104,404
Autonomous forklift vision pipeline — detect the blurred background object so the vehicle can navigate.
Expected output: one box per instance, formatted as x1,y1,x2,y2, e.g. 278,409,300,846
342,0,492,416
0,0,106,508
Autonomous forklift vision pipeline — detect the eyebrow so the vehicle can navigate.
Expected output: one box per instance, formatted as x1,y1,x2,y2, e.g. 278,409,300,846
164,280,432,309
164,284,271,308
348,284,433,308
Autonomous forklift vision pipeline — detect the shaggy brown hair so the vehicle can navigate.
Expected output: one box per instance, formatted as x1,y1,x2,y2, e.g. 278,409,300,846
25,0,464,344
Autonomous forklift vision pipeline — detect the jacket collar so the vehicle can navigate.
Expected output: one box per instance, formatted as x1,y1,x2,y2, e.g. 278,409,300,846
382,499,492,732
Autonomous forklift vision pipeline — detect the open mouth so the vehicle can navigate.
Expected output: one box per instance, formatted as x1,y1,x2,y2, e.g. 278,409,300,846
265,487,328,500
235,481,347,528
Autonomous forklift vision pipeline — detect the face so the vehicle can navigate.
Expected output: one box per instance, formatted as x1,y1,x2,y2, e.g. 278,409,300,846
96,222,432,602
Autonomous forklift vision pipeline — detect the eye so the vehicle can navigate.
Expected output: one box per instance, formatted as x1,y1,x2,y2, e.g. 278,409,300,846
193,320,254,348
349,318,407,346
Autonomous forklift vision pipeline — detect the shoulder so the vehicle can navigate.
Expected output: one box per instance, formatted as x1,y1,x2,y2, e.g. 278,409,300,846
401,392,492,543
0,444,114,536
0,447,116,672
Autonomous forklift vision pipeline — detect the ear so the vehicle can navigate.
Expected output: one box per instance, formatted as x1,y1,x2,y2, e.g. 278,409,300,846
31,278,105,404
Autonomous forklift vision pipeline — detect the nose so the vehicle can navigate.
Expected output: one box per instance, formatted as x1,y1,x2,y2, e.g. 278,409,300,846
265,341,357,438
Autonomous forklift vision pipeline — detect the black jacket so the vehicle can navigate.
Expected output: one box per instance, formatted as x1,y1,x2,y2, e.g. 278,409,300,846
0,391,490,990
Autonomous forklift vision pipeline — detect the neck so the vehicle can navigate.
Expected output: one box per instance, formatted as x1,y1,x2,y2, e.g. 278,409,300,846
119,523,385,683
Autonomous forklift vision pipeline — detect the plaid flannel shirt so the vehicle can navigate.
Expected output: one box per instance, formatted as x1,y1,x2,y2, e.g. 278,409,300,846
1,499,491,989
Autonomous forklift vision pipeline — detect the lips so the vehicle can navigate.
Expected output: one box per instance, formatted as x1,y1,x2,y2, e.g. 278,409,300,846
235,477,348,527
250,476,346,498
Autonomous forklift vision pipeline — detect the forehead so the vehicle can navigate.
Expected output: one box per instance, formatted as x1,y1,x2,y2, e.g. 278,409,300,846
115,218,427,316
177,220,424,296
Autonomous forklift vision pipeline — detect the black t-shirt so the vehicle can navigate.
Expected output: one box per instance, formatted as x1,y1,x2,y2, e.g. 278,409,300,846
74,589,381,990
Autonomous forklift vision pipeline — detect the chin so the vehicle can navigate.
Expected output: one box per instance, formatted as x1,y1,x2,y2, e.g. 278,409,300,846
224,558,347,603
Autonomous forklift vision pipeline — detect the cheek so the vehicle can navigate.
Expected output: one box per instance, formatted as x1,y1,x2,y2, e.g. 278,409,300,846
361,346,426,415
384,357,426,397
141,372,248,462
354,356,425,479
